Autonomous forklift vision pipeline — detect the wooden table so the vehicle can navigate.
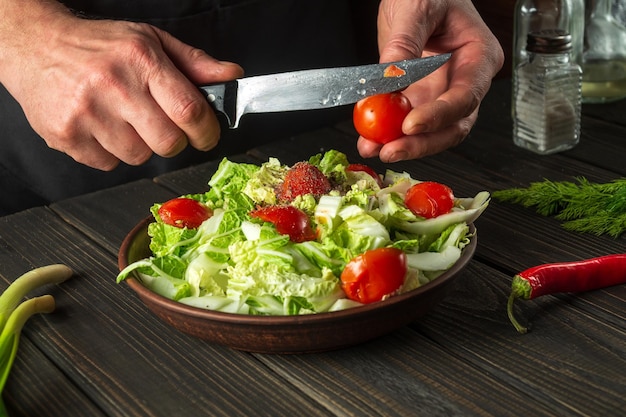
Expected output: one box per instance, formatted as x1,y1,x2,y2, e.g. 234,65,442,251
1,79,625,416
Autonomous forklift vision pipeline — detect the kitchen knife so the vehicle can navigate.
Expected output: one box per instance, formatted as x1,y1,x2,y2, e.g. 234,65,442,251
200,53,451,128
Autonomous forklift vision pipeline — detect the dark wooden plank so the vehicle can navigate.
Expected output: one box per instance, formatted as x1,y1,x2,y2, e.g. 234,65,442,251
50,179,178,256
0,209,334,417
567,115,626,176
582,101,626,129
257,329,529,417
467,78,626,177
416,262,626,417
3,332,105,417
0,245,104,416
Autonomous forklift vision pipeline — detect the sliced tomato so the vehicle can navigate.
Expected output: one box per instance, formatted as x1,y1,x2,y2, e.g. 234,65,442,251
353,92,412,144
404,181,455,219
340,247,407,304
383,64,406,77
158,197,212,229
278,162,331,201
346,163,384,188
250,205,316,243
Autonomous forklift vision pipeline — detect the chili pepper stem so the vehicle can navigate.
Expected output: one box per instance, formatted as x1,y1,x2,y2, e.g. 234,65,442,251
507,293,529,334
507,275,534,334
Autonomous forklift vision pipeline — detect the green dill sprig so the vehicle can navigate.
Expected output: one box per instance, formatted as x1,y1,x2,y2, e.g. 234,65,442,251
492,177,626,238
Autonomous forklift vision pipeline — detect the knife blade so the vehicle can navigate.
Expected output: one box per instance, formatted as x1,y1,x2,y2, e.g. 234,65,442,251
200,53,451,128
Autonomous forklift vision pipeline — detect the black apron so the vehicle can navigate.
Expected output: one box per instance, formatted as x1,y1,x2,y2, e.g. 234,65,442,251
0,0,378,214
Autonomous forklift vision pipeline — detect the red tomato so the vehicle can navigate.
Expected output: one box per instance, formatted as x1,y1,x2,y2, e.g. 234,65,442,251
346,163,384,188
278,162,331,201
340,247,407,304
404,181,455,219
158,198,212,229
250,205,316,243
353,92,412,144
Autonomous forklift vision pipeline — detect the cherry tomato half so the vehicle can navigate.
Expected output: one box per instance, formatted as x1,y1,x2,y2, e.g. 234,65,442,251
250,205,316,243
340,247,407,304
404,181,455,219
158,197,212,229
346,163,384,188
278,162,331,201
353,92,412,144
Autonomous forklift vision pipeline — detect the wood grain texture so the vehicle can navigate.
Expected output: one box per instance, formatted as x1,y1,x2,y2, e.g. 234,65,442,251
49,179,178,256
3,336,106,417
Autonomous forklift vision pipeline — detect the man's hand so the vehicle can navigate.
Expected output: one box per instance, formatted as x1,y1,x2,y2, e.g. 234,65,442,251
0,1,243,170
357,0,504,162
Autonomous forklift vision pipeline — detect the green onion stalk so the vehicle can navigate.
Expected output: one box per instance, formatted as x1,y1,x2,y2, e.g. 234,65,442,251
0,264,72,416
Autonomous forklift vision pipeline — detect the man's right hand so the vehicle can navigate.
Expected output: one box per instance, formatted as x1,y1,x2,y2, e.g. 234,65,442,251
0,1,243,170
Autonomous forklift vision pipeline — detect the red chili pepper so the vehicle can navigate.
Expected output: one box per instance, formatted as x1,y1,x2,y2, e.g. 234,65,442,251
507,254,626,334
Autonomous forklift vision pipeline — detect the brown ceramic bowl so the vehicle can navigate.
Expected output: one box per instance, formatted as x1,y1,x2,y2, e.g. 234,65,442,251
118,216,477,354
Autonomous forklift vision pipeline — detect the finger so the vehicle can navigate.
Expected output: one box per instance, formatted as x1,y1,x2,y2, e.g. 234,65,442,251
119,92,190,157
381,110,478,162
402,41,499,136
156,28,244,84
357,92,479,162
402,85,479,136
140,58,218,153
92,119,155,166
51,133,121,171
148,30,243,152
356,136,383,159
377,0,439,63
52,112,159,169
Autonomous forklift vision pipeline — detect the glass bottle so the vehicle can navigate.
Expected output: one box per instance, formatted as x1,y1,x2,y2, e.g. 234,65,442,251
582,0,626,103
513,30,582,154
513,0,585,72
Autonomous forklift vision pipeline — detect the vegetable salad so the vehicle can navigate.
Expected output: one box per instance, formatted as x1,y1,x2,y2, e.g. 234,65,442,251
117,150,489,315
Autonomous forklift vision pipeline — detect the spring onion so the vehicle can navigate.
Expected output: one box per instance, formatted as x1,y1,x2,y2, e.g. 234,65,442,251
0,264,72,415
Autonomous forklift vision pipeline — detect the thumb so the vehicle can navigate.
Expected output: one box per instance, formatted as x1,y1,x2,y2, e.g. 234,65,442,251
154,27,244,84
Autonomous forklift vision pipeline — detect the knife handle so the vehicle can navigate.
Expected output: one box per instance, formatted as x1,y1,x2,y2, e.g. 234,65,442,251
200,81,238,128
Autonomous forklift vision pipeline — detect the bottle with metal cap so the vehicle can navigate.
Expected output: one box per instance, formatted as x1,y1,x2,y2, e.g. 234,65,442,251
513,29,582,154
